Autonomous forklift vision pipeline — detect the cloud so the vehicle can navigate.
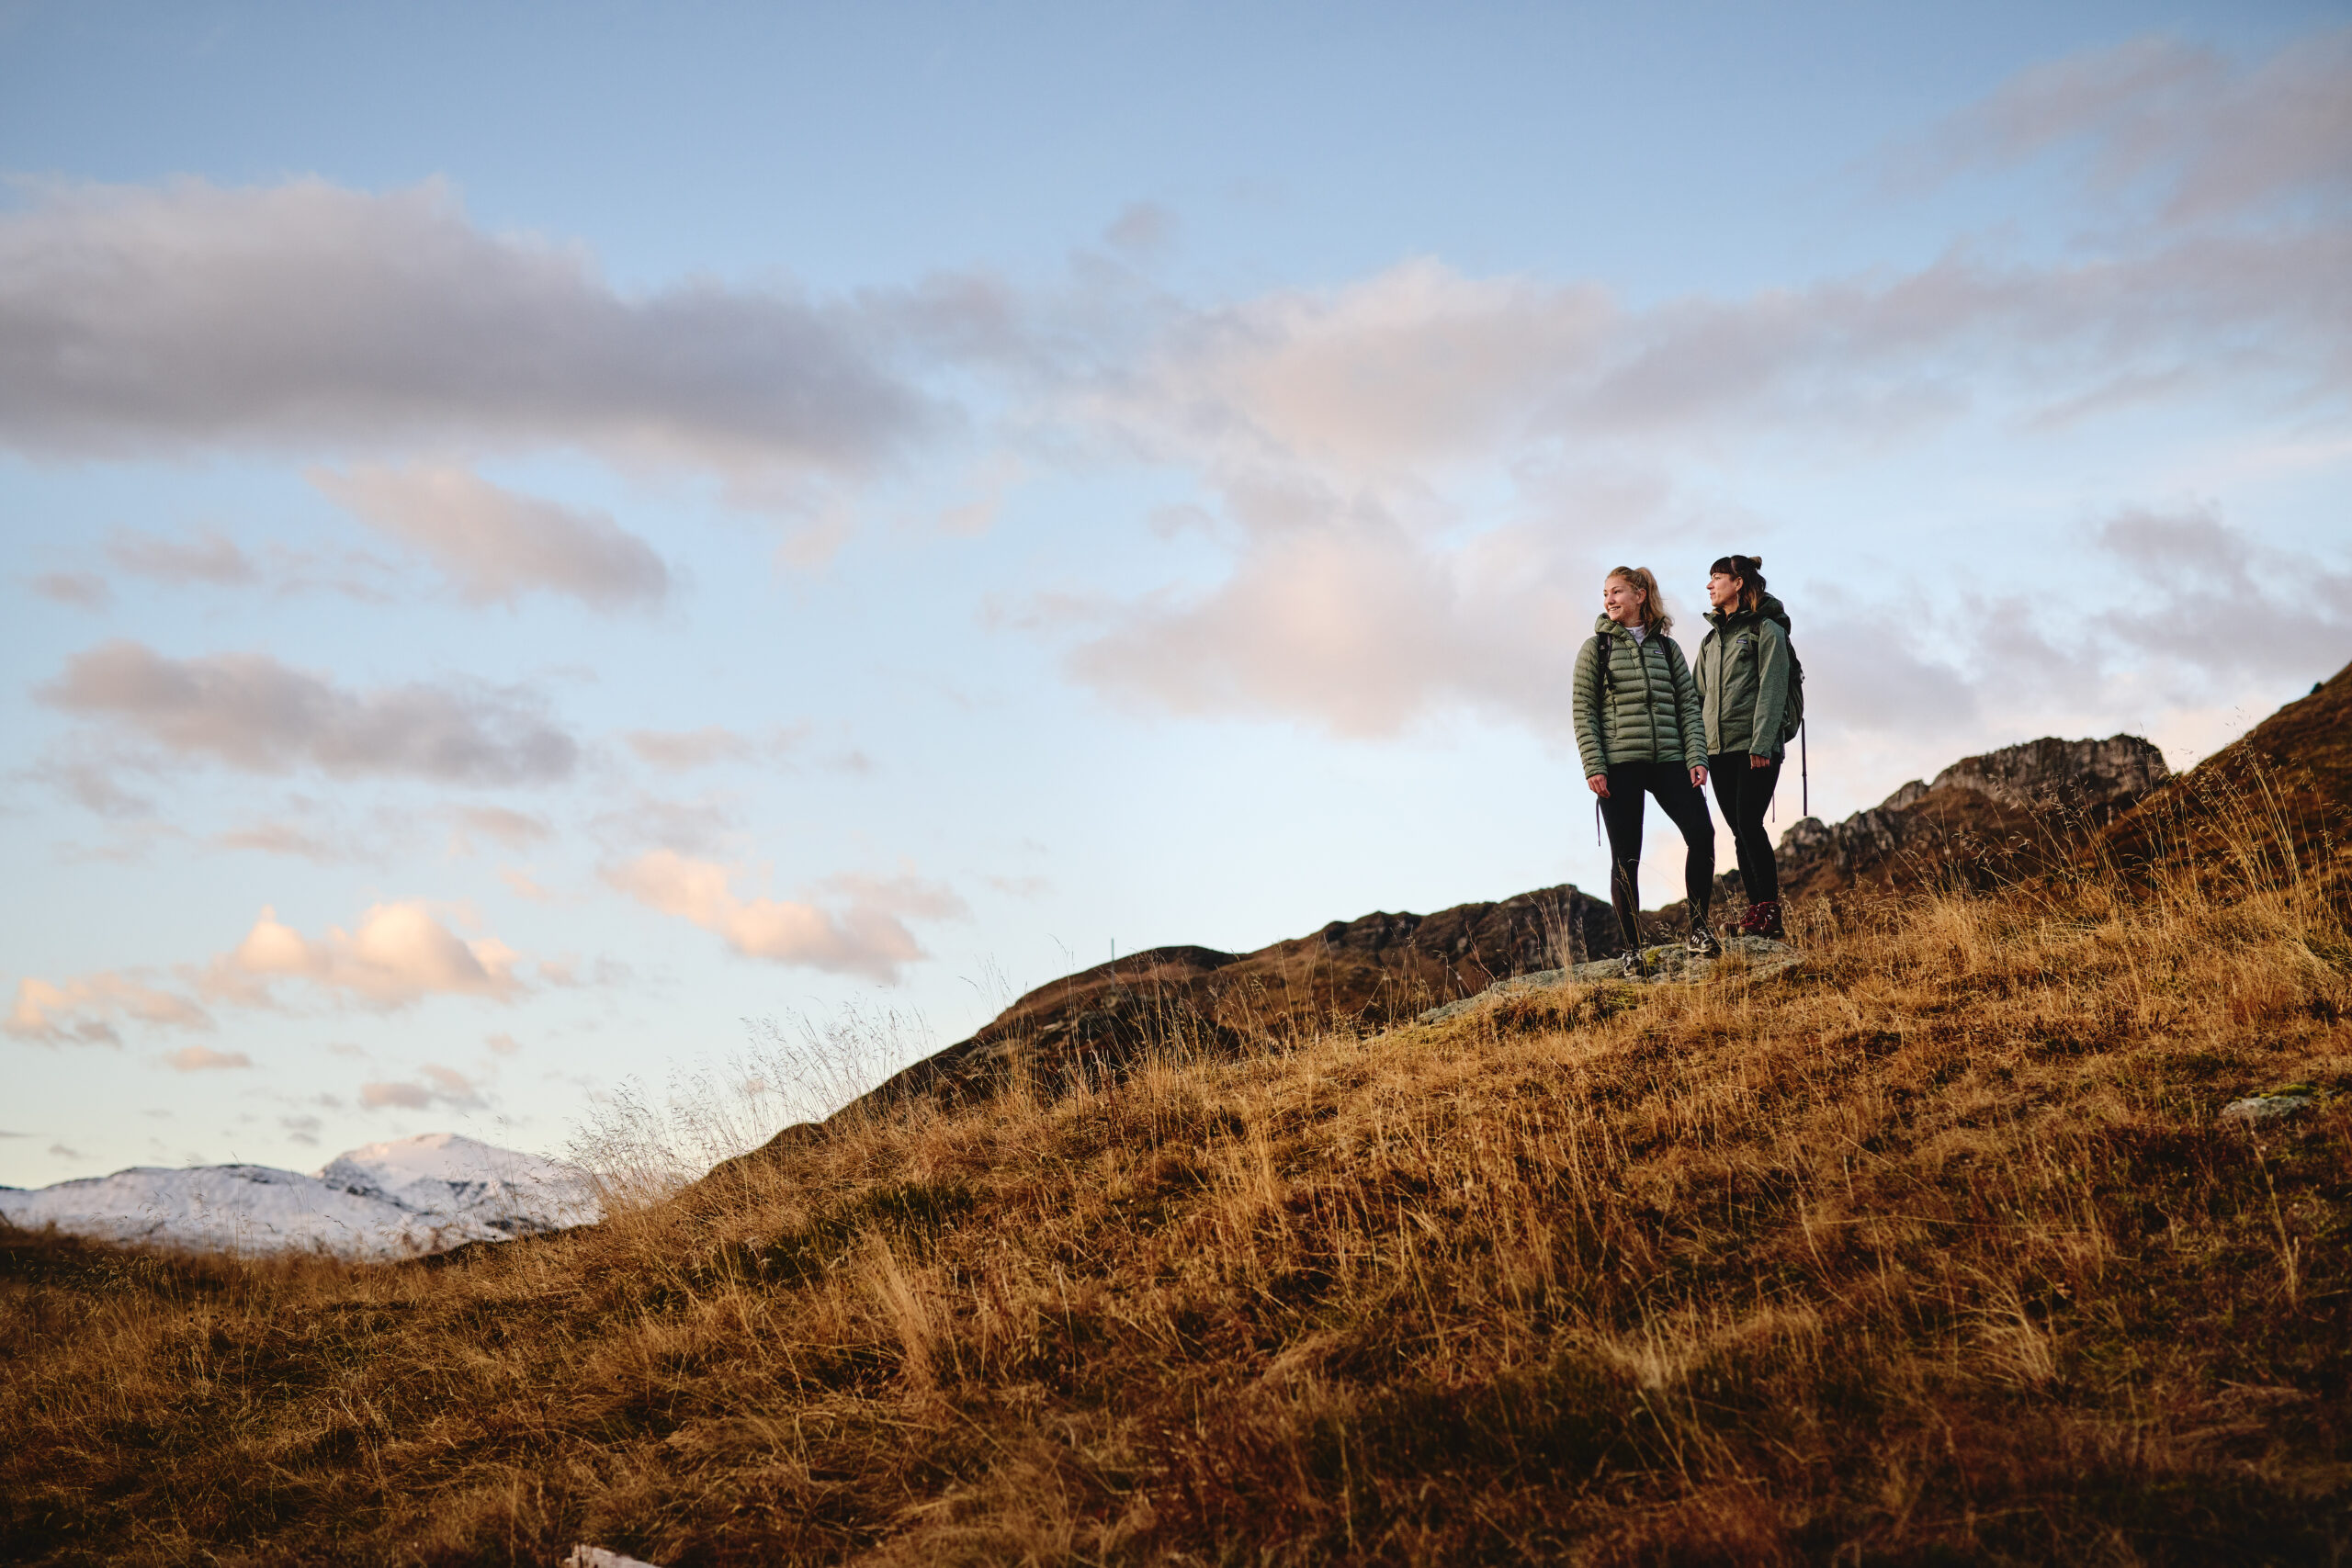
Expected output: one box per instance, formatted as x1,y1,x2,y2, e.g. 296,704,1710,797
2089,507,2352,680
449,805,552,852
215,820,343,861
31,571,112,608
537,954,631,988
1020,31,2351,742
816,871,970,922
106,528,260,585
937,452,1025,536
1104,201,1179,258
499,867,558,902
0,177,934,477
360,1063,483,1111
1063,518,1589,737
622,725,775,771
6,971,212,1044
1098,228,2346,502
164,1045,254,1071
605,850,963,982
310,463,670,609
1896,30,2352,223
590,791,743,855
1787,509,2351,754
11,897,534,1052
95,527,402,601
30,749,162,818
207,901,525,1009
485,1032,520,1055
38,640,578,784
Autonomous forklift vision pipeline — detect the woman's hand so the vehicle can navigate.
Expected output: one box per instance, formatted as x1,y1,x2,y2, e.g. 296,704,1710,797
1588,774,1610,798
1690,764,1708,788
1750,753,1772,770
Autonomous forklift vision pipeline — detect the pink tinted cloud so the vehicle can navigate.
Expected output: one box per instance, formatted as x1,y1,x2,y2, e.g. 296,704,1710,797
311,464,669,611
605,851,963,983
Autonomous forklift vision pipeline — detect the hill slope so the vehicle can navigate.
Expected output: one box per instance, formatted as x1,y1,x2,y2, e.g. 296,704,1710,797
843,730,2177,1137
5,787,2348,1564
2095,657,2352,882
859,883,1614,1111
6,682,2349,1564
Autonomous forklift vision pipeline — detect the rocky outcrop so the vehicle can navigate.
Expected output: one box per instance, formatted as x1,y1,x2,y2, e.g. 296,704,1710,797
1765,734,2170,901
836,886,1616,1115
1418,936,1803,1023
1928,735,2171,813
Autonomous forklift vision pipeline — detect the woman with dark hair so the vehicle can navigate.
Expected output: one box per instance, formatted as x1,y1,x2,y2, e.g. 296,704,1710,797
1572,566,1720,977
1696,554,1793,940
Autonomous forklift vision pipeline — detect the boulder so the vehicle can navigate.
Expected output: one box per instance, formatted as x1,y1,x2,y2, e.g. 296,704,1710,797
2220,1084,2337,1123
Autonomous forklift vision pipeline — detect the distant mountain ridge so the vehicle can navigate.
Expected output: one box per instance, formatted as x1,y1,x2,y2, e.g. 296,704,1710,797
0,1133,599,1261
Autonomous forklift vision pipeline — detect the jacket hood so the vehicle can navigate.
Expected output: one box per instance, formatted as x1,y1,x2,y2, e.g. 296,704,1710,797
1707,592,1791,635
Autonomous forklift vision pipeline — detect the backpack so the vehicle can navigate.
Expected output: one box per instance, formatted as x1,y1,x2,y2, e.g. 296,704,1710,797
1781,633,1809,818
1779,637,1805,746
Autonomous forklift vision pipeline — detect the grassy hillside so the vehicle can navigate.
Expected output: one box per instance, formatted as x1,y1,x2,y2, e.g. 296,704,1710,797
2098,660,2352,891
6,787,2349,1563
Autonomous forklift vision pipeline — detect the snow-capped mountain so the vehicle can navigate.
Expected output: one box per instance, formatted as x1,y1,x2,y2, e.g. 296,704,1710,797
0,1133,602,1261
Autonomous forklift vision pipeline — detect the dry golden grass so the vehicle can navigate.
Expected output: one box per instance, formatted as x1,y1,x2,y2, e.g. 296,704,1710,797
5,811,2349,1565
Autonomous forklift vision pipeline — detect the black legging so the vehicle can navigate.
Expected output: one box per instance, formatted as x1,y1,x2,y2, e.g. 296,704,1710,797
1708,750,1782,906
1600,761,1715,949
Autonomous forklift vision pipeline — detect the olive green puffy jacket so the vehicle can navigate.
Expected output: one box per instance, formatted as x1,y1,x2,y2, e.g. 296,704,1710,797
1696,593,1793,760
1572,615,1704,777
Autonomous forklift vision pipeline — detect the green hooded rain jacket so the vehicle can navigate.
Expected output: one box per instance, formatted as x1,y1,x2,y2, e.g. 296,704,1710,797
1695,592,1793,760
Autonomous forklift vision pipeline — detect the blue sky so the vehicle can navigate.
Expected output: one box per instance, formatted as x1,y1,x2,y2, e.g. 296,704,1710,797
5,1,2348,1187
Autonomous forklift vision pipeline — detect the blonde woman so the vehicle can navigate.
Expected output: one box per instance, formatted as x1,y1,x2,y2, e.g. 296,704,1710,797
1572,566,1719,976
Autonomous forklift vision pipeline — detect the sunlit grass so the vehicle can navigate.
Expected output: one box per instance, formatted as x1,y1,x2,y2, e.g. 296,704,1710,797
4,791,2347,1565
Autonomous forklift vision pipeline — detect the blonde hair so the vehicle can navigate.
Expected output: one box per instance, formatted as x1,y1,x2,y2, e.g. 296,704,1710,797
1606,566,1673,638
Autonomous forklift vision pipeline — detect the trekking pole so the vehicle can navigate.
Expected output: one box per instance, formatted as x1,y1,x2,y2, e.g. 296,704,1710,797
1801,721,1809,818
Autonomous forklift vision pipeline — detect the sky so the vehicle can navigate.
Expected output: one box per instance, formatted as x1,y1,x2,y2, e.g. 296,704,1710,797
4,0,2348,1189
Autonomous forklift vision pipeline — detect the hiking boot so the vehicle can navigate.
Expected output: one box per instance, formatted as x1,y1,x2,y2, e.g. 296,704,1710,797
1685,924,1723,960
1618,949,1650,980
1751,900,1785,942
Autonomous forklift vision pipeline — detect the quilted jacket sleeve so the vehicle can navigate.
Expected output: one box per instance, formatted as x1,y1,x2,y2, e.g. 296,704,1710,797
1668,637,1704,769
1571,635,1608,778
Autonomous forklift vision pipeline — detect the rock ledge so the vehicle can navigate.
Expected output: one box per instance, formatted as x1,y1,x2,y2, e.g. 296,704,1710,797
1419,936,1802,1023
